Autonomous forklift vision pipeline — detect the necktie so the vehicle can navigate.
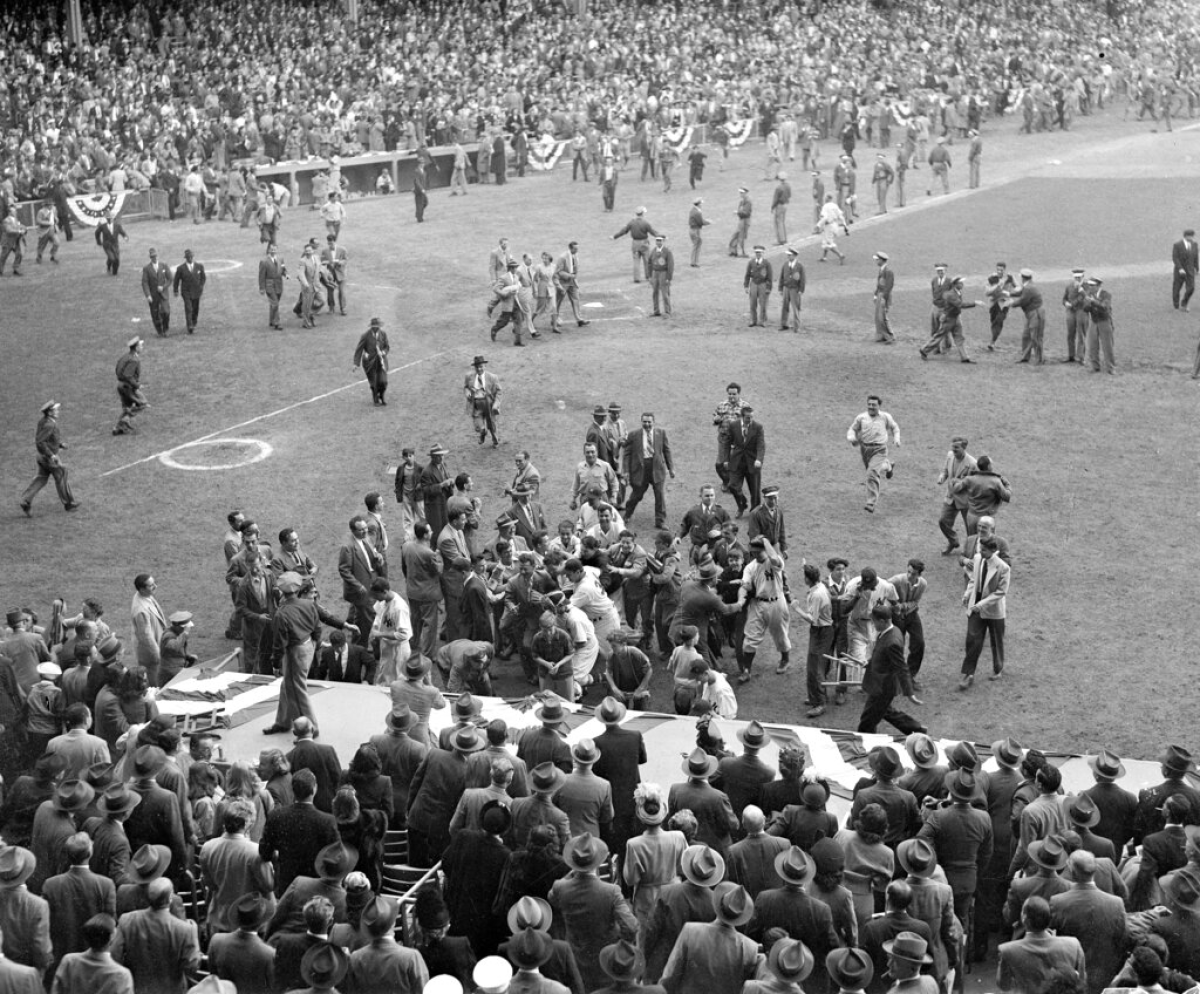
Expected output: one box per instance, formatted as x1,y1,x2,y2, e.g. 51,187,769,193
644,431,652,458
976,560,989,603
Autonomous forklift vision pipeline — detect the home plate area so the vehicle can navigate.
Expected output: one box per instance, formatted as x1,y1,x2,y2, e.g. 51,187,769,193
582,286,644,322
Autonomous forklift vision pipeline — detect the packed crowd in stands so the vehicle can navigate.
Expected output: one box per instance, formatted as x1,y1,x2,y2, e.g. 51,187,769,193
1,0,1198,205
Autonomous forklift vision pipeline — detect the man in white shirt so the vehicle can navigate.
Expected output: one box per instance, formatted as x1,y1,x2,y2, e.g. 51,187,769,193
565,559,620,652
847,394,901,513
840,567,899,664
554,595,598,701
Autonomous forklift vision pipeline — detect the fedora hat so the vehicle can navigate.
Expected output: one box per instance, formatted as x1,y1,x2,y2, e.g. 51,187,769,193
1028,835,1068,872
869,745,902,779
905,732,939,769
300,941,350,990
697,561,721,581
233,893,270,930
948,770,977,803
127,844,172,884
506,896,552,935
572,738,599,765
529,762,566,794
404,655,428,678
712,882,754,926
681,844,726,887
681,747,719,780
599,939,644,983
533,694,566,724
315,842,358,879
97,782,141,816
453,693,479,719
52,779,96,813
132,745,168,778
470,355,489,366
770,938,815,982
85,761,115,788
451,727,484,753
884,931,933,966
276,571,303,594
428,444,449,457
897,839,938,878
1160,744,1196,775
597,697,626,725
361,895,400,936
947,741,979,772
1064,793,1101,828
386,705,412,731
738,720,768,749
507,927,553,969
564,833,608,873
775,845,814,886
1164,868,1200,910
0,848,35,889
992,737,1024,769
826,947,875,991
1088,748,1126,782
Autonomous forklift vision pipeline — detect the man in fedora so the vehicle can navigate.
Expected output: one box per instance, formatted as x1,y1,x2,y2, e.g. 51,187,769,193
123,746,188,883
591,697,647,854
43,832,115,971
0,847,50,973
509,763,570,852
644,844,726,982
29,778,94,893
505,928,567,993
516,695,572,774
669,559,742,670
347,895,429,992
258,769,339,897
898,733,947,807
556,738,614,840
19,400,79,516
714,720,776,826
998,896,1085,993
895,839,959,988
498,896,585,993
828,947,875,994
296,940,350,993
465,356,502,444
1133,745,1200,848
977,737,1024,960
751,847,839,965
1064,795,1115,862
859,882,933,994
1080,748,1137,857
442,801,513,956
111,876,201,993
207,894,276,993
882,932,935,994
746,937,813,994
352,319,390,406
83,783,141,886
265,841,357,938
407,726,484,867
591,937,655,994
549,833,637,991
1150,867,1200,976
1002,836,1070,934
418,443,455,538
917,769,992,933
661,882,758,994
1049,850,1127,993
668,749,738,854
851,745,920,849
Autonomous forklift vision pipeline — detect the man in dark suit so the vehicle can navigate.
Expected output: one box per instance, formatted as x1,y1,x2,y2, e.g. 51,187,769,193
286,718,342,814
668,750,738,855
857,604,924,735
141,248,172,336
714,720,776,826
749,847,840,965
1080,749,1138,857
172,248,206,334
258,770,339,896
1172,228,1198,311
258,243,286,329
42,832,116,972
235,546,277,676
622,413,675,529
407,727,483,868
1131,794,1189,909
1049,850,1127,994
859,881,934,994
338,515,383,647
123,747,188,882
725,405,765,514
873,251,895,343
725,806,789,898
312,630,375,684
207,894,276,994
591,697,647,854
1132,745,1200,846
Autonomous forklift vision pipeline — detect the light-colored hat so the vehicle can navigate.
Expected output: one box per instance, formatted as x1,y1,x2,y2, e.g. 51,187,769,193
775,846,814,885
905,732,939,769
884,931,933,965
506,896,552,934
564,833,609,873
680,844,726,887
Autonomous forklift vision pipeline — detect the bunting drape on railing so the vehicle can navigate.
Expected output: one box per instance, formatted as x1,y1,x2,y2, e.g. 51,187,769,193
660,125,695,152
526,135,570,171
724,119,755,147
66,192,129,227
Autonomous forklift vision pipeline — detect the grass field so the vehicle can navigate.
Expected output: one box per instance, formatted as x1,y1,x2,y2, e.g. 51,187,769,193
4,109,1198,760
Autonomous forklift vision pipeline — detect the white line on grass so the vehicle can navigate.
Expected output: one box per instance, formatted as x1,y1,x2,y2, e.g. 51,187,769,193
100,351,450,478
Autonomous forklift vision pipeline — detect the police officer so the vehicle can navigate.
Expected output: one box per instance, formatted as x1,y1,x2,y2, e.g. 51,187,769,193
744,246,773,328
